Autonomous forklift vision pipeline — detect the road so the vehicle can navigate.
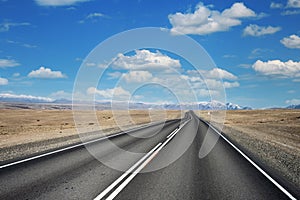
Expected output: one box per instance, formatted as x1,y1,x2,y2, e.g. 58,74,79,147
0,111,298,200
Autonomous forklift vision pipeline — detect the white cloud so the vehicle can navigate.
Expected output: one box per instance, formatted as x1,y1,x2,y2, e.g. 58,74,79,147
168,2,256,35
285,99,300,105
270,2,284,9
108,71,122,79
205,79,239,89
188,68,238,80
0,59,20,68
0,77,8,85
122,71,153,83
0,22,30,32
113,49,181,70
79,12,106,23
239,64,252,68
280,34,300,49
248,48,273,59
243,24,281,37
223,81,240,88
205,68,237,80
222,2,256,18
12,73,20,77
87,86,131,99
0,93,53,102
86,12,105,19
252,60,300,78
35,0,90,6
223,54,236,58
287,0,300,8
85,62,97,67
183,69,239,92
23,43,37,48
281,10,300,15
28,66,66,79
50,90,71,99
7,40,37,48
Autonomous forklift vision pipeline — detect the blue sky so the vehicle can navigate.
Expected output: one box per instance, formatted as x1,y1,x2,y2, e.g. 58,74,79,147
0,0,300,108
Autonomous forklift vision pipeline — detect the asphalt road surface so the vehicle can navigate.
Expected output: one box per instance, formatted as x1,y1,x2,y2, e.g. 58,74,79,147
0,111,298,200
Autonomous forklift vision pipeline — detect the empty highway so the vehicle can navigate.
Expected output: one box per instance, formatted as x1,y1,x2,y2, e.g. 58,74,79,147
0,111,298,200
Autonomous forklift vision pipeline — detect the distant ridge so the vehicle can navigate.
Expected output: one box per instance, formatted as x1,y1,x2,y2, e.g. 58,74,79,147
1,93,299,110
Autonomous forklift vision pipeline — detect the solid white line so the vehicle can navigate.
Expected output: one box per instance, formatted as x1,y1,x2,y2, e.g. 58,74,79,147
203,120,297,200
0,119,178,169
0,131,129,169
166,128,178,138
93,143,162,200
106,147,160,200
104,118,191,200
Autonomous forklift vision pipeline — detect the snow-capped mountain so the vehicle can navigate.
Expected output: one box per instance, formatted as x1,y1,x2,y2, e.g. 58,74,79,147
286,104,300,109
0,93,252,110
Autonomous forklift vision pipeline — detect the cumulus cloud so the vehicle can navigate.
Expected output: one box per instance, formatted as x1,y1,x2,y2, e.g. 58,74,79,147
205,79,239,89
0,59,20,68
28,66,66,79
113,49,181,70
168,2,256,35
35,0,90,6
270,2,284,9
285,99,300,105
122,71,153,83
205,68,238,80
87,86,131,99
0,93,53,102
243,24,281,37
0,22,30,32
280,34,300,49
0,77,8,85
184,68,239,91
252,60,300,78
188,68,238,80
287,0,300,8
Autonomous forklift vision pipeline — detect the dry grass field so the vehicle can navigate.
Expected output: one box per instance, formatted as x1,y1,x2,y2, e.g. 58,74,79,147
0,109,182,148
0,109,181,161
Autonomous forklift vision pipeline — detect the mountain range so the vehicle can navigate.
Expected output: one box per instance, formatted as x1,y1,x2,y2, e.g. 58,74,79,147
0,94,299,110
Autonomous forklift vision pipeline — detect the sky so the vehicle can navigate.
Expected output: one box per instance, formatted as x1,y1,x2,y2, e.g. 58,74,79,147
0,0,300,108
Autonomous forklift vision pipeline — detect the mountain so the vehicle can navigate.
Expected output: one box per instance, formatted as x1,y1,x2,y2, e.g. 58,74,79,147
286,104,300,109
0,94,253,110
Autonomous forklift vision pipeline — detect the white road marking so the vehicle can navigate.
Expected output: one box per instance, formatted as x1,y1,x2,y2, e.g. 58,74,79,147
202,120,297,200
0,120,178,169
93,143,162,200
167,128,178,138
98,118,191,200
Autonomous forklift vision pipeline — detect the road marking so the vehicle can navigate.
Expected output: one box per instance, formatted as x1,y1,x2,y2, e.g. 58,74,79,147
95,118,191,200
93,143,162,200
0,119,178,169
202,120,297,200
167,128,178,138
